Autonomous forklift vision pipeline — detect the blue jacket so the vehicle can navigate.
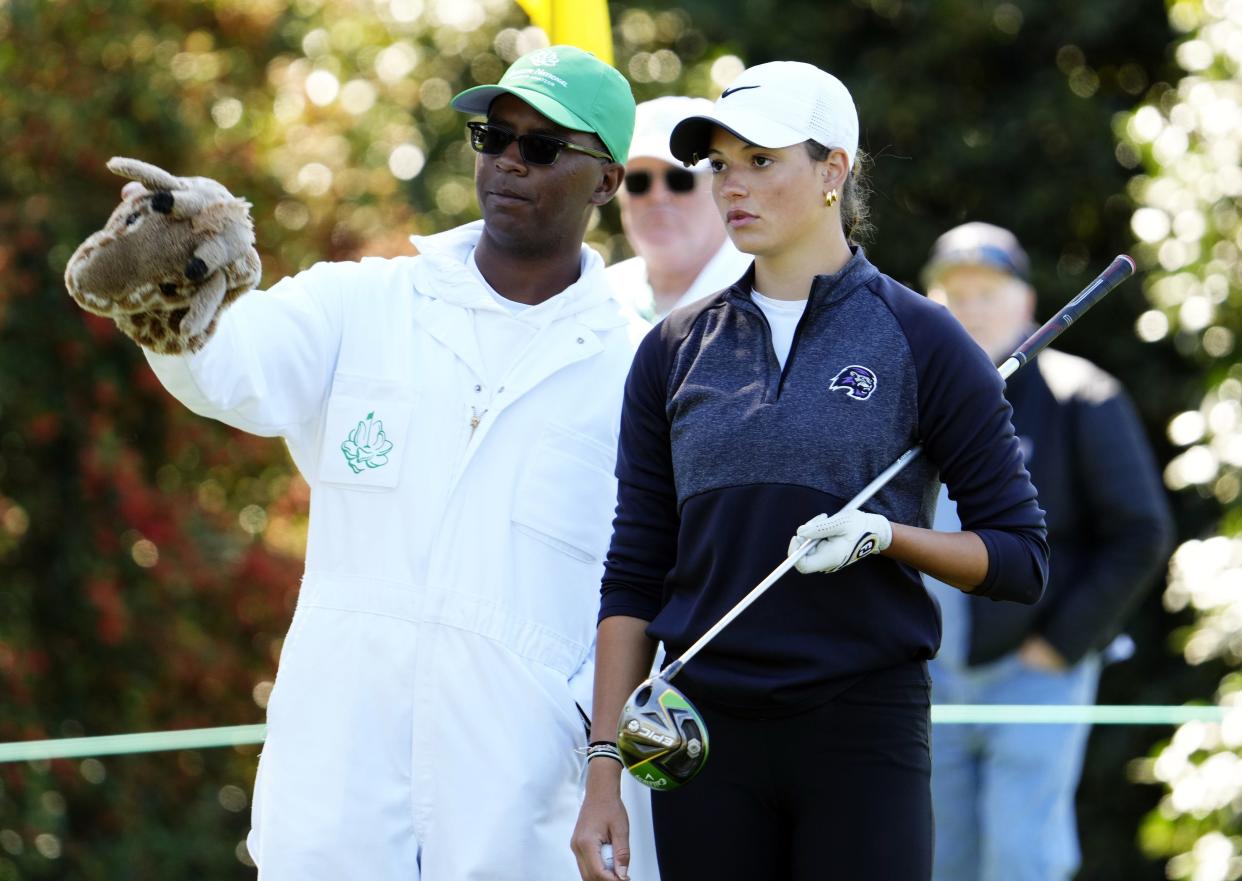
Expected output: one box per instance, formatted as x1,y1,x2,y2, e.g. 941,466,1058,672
599,249,1048,713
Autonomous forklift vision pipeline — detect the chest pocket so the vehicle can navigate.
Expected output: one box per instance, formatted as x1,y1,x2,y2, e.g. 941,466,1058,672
513,422,617,562
316,372,415,491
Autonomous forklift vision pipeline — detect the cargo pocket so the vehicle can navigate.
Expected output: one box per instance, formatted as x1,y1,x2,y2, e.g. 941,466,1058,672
512,422,617,563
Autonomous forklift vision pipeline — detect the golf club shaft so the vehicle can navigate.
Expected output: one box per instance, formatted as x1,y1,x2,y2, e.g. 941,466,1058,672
998,254,1135,380
660,254,1136,682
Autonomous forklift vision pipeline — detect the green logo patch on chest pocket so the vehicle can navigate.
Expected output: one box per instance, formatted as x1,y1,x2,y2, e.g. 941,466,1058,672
341,411,394,473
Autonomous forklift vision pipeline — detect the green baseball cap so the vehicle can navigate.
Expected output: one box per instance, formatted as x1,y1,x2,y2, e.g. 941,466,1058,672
452,46,635,164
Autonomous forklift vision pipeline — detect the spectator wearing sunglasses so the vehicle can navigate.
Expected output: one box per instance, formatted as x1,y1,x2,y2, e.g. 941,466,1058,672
73,46,650,881
607,97,752,322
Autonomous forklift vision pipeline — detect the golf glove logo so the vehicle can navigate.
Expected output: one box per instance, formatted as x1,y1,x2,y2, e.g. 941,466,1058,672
789,509,892,574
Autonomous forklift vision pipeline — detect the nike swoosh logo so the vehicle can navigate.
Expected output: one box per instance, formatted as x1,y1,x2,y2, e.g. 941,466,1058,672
721,85,760,99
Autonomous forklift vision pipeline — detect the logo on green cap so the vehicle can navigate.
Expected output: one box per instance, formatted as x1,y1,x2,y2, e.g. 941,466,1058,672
452,45,635,164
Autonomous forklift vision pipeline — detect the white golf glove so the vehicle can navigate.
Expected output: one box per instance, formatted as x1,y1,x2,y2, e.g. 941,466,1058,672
788,510,892,574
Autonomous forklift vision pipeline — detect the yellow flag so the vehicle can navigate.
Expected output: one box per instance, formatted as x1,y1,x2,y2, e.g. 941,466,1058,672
514,0,614,65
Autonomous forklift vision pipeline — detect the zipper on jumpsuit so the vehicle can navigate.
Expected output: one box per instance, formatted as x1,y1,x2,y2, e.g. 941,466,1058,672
444,317,569,492
409,330,604,856
469,405,488,437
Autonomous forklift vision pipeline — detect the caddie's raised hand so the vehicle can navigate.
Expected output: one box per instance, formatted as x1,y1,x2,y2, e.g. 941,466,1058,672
65,157,261,355
789,510,892,574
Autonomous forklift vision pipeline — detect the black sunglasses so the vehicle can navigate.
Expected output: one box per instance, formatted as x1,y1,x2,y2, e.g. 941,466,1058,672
467,121,612,166
623,168,698,195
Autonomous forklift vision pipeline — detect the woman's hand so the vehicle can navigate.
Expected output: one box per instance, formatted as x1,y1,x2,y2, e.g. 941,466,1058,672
789,509,892,573
573,615,659,879
571,760,633,880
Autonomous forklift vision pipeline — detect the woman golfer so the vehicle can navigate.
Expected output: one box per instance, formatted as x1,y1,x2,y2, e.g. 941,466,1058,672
571,60,1048,881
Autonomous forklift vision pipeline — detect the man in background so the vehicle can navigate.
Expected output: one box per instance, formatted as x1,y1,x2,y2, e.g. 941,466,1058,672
606,96,751,321
921,222,1174,881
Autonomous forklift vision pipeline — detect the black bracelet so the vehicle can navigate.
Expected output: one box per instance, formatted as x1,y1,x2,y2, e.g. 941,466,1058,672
588,739,618,748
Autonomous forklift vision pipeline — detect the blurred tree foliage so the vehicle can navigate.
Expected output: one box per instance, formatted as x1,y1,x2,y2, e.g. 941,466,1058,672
1114,1,1242,880
0,0,1210,877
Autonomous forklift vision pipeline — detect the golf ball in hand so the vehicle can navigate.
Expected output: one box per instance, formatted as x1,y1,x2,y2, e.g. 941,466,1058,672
600,843,614,872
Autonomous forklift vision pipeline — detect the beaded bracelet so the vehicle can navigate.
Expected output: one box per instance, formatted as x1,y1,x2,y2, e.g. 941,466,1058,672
582,740,623,765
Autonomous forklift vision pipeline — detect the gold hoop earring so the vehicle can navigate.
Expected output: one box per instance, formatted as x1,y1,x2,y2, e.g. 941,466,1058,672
824,189,840,208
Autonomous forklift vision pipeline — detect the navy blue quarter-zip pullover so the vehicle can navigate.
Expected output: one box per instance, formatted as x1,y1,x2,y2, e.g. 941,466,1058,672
600,249,1049,713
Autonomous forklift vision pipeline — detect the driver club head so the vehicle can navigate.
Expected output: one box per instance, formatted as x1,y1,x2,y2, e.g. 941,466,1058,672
616,675,710,790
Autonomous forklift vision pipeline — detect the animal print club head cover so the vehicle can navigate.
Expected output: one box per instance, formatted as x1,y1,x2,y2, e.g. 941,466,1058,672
65,157,261,354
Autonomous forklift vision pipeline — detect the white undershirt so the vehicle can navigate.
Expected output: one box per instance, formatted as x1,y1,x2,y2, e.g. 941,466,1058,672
468,250,538,389
750,289,808,370
469,252,533,316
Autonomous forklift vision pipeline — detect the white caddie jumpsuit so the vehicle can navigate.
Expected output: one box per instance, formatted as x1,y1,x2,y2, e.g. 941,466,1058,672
145,221,648,881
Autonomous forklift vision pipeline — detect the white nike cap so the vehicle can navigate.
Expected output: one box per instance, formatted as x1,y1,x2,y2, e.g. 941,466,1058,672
669,61,859,169
629,96,716,167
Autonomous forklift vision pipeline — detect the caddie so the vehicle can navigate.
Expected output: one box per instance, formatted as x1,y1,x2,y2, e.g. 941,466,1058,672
66,46,643,881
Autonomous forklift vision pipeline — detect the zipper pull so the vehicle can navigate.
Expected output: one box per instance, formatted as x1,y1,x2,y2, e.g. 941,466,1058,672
470,407,486,431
